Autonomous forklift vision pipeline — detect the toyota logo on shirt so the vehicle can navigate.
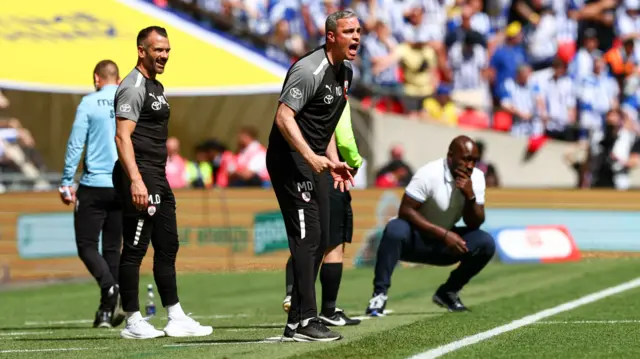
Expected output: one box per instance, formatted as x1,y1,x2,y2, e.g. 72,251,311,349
324,94,333,104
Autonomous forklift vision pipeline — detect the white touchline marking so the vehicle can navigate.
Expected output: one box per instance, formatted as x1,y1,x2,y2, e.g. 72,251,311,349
0,331,52,336
164,340,278,348
25,319,93,325
408,277,640,359
537,320,640,324
24,314,249,326
0,347,107,354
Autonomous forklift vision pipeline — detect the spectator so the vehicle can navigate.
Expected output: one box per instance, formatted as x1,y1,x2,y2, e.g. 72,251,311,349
575,0,617,53
424,84,459,126
375,144,414,187
489,22,527,103
186,144,214,188
475,139,501,187
568,28,600,81
534,57,578,141
577,53,620,136
397,29,439,118
166,136,188,189
587,109,640,189
362,17,401,94
202,139,234,187
445,4,488,49
500,64,539,137
374,160,409,188
448,32,490,103
227,126,269,187
526,4,558,70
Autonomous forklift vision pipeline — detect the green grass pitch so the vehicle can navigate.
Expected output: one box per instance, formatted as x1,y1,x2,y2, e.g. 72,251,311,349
1,258,640,358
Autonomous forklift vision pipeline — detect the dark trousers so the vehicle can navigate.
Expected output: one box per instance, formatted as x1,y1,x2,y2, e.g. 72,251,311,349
74,185,122,310
373,218,496,295
267,150,330,323
113,162,180,313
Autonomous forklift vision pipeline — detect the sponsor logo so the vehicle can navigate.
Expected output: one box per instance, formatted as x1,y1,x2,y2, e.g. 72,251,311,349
253,211,288,255
151,101,161,111
119,103,131,113
290,87,302,99
324,94,334,104
492,226,581,263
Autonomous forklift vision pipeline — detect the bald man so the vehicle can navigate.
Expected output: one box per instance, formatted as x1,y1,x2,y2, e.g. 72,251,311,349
60,60,124,328
365,136,496,315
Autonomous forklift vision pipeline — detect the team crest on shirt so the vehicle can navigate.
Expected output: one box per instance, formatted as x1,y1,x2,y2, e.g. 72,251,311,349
343,80,349,99
302,192,311,202
147,205,156,216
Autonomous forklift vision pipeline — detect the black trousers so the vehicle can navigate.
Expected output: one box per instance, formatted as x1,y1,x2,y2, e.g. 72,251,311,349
267,150,330,323
373,218,496,295
74,185,122,310
113,161,180,313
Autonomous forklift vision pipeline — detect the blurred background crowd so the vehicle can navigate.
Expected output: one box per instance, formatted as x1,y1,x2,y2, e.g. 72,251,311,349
4,0,640,191
145,0,640,190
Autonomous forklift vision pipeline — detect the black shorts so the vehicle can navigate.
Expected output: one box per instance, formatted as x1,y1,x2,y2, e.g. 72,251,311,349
327,172,353,247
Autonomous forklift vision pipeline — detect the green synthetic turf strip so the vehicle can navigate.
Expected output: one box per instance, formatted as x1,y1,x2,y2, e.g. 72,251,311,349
0,258,638,358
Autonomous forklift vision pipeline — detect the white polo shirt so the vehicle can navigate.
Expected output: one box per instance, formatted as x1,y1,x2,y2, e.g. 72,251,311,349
404,158,486,231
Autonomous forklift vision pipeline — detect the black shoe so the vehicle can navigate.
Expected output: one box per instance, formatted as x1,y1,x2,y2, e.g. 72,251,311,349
109,285,125,327
93,310,113,328
432,287,469,312
293,318,342,342
281,324,296,342
319,308,361,326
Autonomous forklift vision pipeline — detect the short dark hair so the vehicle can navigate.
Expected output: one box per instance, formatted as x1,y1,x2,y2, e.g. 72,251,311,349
137,26,168,47
325,10,357,37
93,60,119,80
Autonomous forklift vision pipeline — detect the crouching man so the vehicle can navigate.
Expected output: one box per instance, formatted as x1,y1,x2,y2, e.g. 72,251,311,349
365,135,496,315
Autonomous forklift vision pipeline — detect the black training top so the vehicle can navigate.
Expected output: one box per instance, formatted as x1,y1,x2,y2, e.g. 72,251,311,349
268,45,354,156
114,68,171,174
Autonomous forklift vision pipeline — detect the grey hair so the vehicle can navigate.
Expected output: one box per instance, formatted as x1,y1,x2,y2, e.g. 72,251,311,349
325,10,358,37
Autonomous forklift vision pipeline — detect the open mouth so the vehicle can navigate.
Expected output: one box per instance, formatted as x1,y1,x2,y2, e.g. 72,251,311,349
348,43,359,55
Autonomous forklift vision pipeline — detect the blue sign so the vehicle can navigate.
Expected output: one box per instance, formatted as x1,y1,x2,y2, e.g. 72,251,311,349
481,209,640,252
17,213,91,259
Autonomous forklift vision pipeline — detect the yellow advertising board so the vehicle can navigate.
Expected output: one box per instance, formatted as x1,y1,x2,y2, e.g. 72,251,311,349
0,0,286,95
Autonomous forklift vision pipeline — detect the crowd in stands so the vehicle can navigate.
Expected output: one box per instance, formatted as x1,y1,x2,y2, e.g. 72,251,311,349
0,90,50,192
164,126,271,189
151,0,640,189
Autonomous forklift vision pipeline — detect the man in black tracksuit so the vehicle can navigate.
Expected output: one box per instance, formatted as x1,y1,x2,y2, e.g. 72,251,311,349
266,10,361,342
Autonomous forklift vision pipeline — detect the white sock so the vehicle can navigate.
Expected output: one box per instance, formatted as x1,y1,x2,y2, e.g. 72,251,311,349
126,311,142,322
300,318,311,327
167,302,187,319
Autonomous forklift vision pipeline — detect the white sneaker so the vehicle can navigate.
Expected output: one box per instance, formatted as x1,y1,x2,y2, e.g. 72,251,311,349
121,317,165,339
282,295,291,313
163,315,213,337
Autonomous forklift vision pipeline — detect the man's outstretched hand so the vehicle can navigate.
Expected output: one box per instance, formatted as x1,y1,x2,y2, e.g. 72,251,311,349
330,162,355,192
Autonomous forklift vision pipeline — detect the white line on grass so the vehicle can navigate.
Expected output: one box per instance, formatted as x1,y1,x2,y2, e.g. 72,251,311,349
537,320,640,324
408,277,640,359
0,347,107,354
164,340,278,348
24,314,249,326
0,331,53,336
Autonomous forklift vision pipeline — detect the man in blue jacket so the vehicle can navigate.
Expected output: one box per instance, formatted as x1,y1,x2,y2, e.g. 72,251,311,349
59,60,124,329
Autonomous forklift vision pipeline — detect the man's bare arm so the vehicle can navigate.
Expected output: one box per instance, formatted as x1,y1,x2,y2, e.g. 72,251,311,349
326,132,340,163
398,195,448,240
115,118,142,182
274,103,316,162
